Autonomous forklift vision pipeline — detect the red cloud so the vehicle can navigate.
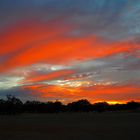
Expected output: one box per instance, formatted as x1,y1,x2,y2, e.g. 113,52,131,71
23,83,140,104
0,20,71,55
0,20,140,73
23,69,74,83
0,20,140,104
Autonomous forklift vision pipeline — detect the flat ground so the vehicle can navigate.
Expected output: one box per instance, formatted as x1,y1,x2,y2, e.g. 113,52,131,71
0,112,140,140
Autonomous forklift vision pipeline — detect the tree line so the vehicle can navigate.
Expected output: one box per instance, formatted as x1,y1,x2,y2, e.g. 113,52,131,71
0,95,140,114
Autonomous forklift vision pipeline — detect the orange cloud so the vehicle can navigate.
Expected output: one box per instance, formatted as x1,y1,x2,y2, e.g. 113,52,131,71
23,83,140,103
23,69,74,83
0,20,140,104
0,21,69,55
0,21,140,73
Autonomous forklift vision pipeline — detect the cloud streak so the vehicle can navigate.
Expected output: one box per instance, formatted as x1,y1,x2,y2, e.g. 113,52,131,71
0,0,140,103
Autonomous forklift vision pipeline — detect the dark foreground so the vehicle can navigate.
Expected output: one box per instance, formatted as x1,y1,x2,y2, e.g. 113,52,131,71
0,112,140,140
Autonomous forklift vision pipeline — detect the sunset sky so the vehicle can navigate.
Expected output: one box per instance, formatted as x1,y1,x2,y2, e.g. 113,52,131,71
0,0,140,104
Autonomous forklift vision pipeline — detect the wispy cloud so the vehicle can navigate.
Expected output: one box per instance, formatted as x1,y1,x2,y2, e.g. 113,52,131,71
0,0,140,103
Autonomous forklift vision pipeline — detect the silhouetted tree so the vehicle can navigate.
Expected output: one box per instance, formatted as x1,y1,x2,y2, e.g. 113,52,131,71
92,102,109,112
126,101,140,110
24,100,43,113
23,100,64,113
0,95,23,114
0,95,140,114
0,99,6,114
67,99,92,112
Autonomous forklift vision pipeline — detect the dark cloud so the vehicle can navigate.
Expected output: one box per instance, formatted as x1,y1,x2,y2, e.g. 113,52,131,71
0,0,140,40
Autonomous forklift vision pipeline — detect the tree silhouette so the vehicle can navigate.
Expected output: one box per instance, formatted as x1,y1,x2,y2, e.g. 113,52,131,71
0,95,140,115
0,95,23,114
92,102,109,112
67,99,92,112
126,101,140,110
0,99,6,114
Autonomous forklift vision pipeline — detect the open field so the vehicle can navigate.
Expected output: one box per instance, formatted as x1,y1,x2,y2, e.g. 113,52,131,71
0,112,140,140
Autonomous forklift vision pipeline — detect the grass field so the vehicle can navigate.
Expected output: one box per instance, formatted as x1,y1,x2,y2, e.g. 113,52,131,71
0,112,140,140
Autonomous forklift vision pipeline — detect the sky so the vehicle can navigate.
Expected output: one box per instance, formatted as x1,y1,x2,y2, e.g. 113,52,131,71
0,0,140,104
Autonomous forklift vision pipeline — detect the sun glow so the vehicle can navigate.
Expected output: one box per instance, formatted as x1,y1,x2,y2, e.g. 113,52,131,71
107,101,125,105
